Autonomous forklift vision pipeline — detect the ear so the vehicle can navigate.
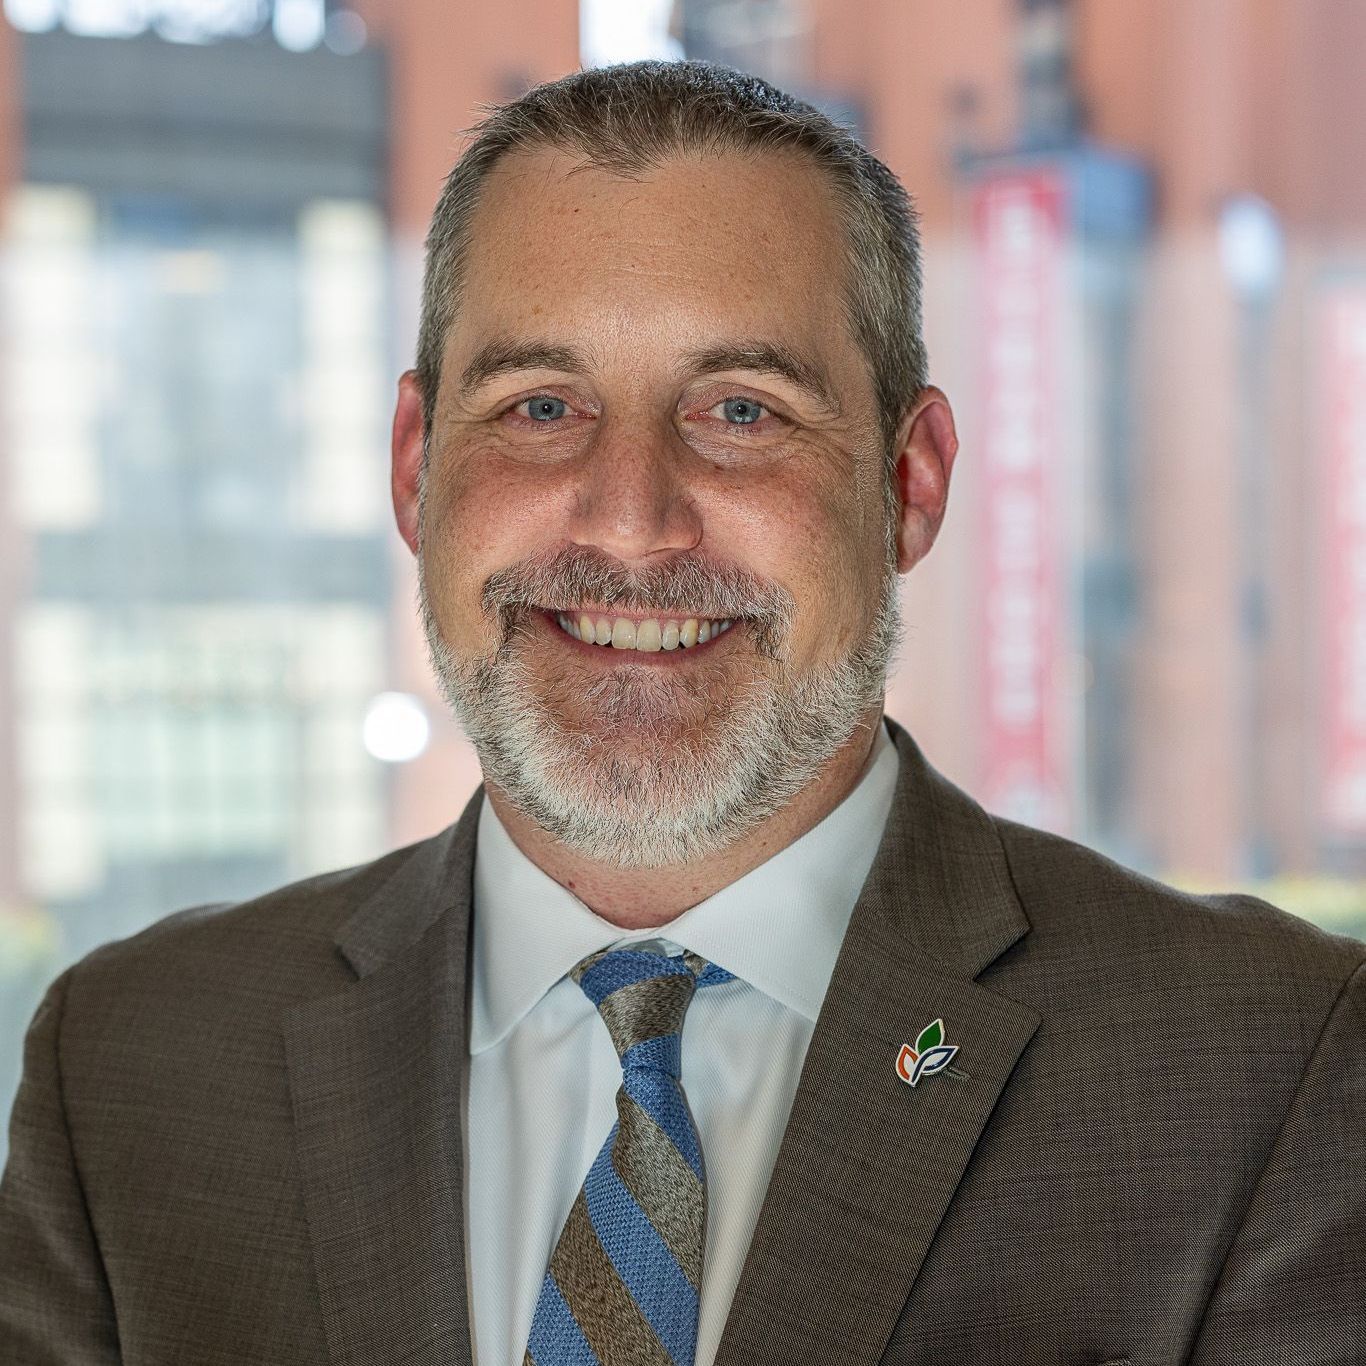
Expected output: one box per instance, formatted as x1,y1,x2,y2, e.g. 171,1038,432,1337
391,369,426,557
893,386,959,573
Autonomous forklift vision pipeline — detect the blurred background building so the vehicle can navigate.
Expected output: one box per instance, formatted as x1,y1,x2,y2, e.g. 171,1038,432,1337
3,0,1366,1150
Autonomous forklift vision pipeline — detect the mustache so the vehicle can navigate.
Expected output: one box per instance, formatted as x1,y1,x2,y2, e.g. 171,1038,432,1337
481,545,794,657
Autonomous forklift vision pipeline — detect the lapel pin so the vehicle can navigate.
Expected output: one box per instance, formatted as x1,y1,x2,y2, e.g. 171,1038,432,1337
895,1017,964,1087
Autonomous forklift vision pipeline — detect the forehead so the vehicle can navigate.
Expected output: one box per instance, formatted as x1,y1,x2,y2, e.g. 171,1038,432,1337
451,144,856,368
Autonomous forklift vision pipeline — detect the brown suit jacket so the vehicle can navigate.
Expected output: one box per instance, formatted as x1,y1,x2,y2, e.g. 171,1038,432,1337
2,719,1364,1364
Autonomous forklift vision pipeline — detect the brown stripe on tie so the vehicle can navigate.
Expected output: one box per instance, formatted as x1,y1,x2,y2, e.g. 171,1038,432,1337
596,973,696,1059
548,1189,675,1366
611,1090,705,1290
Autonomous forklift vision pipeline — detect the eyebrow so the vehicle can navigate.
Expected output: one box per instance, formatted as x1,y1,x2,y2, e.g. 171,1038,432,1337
459,338,598,396
458,334,842,417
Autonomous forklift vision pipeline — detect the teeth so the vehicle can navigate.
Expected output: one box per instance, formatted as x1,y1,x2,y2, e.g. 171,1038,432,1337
555,612,734,652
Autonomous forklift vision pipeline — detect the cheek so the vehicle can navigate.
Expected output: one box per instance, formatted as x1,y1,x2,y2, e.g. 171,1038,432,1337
704,468,873,658
422,449,566,633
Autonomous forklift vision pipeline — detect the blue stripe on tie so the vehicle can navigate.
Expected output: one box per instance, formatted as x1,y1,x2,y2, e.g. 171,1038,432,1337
524,1269,602,1366
583,1135,698,1366
697,961,735,988
579,951,688,1005
622,1033,682,1076
623,1067,703,1179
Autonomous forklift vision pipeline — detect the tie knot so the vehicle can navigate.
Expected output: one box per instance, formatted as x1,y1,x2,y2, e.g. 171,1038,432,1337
571,947,733,1078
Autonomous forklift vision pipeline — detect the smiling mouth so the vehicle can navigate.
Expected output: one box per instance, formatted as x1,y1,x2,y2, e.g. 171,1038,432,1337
549,610,737,653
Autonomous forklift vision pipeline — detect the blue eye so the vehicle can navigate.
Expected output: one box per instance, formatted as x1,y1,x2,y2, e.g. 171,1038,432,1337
717,396,767,425
520,396,568,422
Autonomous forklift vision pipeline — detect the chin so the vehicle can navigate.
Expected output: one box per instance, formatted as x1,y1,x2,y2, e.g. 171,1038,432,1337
539,666,718,742
494,741,767,868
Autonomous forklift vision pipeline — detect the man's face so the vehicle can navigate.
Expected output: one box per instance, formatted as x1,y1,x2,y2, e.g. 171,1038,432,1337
407,145,906,866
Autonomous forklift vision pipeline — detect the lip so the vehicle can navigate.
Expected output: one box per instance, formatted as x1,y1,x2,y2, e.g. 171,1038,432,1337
531,608,741,662
540,604,727,624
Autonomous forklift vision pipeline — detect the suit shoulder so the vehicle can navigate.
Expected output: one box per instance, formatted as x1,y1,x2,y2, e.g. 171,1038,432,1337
66,833,446,1007
991,815,1366,993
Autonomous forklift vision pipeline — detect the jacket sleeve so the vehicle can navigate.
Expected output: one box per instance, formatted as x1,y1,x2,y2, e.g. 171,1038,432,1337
0,966,122,1364
1190,955,1366,1363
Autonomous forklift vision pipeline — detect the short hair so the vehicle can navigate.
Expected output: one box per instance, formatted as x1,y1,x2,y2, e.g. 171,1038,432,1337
414,60,928,470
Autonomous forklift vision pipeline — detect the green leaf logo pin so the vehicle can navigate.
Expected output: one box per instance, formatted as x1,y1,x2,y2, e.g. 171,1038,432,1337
895,1017,960,1088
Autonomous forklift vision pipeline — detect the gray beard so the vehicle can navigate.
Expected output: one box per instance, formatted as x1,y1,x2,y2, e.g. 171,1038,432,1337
417,550,901,868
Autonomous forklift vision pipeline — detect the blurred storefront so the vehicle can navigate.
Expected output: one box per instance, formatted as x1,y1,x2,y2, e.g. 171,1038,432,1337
3,0,1366,1146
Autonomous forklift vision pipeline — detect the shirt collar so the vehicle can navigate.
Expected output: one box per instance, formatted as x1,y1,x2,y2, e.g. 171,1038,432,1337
469,719,899,1054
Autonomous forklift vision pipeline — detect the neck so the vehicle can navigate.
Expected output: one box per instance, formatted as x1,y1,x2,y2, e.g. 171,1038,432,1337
484,704,885,929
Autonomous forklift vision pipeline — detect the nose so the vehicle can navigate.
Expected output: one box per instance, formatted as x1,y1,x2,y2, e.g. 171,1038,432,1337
566,415,702,563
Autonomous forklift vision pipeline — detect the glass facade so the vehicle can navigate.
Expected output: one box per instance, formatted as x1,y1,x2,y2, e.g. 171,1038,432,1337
0,28,393,1156
5,185,391,954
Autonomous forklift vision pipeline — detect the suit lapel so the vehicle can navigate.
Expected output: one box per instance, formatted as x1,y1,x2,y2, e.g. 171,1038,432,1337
284,795,482,1366
714,721,1042,1365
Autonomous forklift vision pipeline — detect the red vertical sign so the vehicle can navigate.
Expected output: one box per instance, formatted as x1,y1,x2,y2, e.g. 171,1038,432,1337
1320,286,1366,835
972,169,1073,832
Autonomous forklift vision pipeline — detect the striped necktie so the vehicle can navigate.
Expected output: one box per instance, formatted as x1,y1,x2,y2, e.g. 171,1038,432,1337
522,945,735,1366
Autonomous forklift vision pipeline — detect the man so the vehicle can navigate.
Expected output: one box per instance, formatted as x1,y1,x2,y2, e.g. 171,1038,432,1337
1,60,1363,1366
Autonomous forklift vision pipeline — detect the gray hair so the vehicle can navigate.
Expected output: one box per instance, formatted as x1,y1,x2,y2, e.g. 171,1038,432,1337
414,60,929,479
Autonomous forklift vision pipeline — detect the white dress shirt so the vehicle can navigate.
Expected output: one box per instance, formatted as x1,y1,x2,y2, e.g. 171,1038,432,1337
462,719,899,1366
